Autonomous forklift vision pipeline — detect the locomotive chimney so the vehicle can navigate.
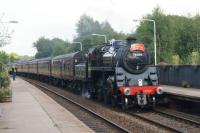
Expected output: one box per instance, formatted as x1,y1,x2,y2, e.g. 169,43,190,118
126,37,136,46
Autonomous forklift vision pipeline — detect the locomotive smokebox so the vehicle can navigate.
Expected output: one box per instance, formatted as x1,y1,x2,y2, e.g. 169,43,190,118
126,37,136,46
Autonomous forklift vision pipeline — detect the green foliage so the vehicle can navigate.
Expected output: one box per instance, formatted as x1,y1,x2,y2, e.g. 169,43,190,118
0,51,9,64
34,15,127,58
33,37,70,58
19,55,33,61
190,51,199,65
181,80,190,88
9,52,21,63
135,7,200,65
33,37,53,58
0,51,28,64
74,14,127,51
51,38,70,56
0,68,11,88
172,55,181,65
33,10,200,64
0,51,11,89
0,88,12,97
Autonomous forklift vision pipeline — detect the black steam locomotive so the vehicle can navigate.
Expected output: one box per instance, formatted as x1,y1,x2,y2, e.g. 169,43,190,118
11,37,163,109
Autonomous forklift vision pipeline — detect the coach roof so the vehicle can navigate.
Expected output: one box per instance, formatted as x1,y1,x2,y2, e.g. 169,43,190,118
36,57,52,62
52,51,81,60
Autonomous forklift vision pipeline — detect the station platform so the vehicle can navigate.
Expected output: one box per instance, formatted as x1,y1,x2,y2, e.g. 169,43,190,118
162,85,200,102
0,77,94,133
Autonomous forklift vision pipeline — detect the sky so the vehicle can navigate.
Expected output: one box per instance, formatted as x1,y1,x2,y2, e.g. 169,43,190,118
0,0,200,56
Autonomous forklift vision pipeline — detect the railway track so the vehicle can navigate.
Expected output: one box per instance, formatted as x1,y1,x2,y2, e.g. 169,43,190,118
126,111,183,133
24,78,130,133
126,109,200,133
154,108,200,126
23,77,200,133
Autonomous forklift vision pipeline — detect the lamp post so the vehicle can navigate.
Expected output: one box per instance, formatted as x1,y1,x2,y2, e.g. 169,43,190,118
7,21,19,24
0,21,19,24
72,42,82,51
92,33,107,43
133,19,157,65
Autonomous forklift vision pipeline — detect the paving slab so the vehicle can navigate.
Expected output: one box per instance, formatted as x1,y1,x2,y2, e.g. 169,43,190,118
162,85,200,99
0,77,94,133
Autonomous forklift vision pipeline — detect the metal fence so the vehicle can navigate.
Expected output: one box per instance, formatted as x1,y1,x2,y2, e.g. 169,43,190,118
157,65,200,88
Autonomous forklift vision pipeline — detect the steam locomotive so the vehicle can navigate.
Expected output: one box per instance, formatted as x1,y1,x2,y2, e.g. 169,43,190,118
10,37,163,109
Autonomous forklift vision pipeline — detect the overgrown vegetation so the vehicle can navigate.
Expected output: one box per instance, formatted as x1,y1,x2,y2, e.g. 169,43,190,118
0,50,29,64
0,69,10,88
136,7,200,65
181,80,190,88
33,7,200,65
0,64,11,97
0,88,12,97
33,15,127,58
33,38,71,58
0,64,10,88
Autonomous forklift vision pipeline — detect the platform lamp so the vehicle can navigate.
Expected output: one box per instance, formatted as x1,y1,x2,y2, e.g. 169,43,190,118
72,42,83,51
133,19,157,65
91,33,107,43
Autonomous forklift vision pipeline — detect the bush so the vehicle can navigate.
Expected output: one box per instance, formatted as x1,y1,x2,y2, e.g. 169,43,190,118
0,64,11,98
0,68,11,88
181,80,190,88
0,88,12,97
191,51,199,65
172,55,181,65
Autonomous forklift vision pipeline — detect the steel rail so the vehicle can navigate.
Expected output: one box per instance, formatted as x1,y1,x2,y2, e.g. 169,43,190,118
154,108,200,126
126,111,183,133
25,78,131,133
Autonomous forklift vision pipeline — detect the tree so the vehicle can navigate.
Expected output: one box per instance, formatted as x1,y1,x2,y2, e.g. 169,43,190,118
33,37,71,58
134,7,200,64
135,7,174,63
76,15,101,37
0,51,9,64
51,38,70,56
33,15,128,57
33,37,53,58
9,52,20,63
190,51,199,65
19,55,33,61
74,14,127,52
0,25,12,47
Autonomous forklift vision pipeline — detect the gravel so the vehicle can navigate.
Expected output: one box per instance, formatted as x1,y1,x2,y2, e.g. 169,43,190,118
26,78,198,133
135,111,200,133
